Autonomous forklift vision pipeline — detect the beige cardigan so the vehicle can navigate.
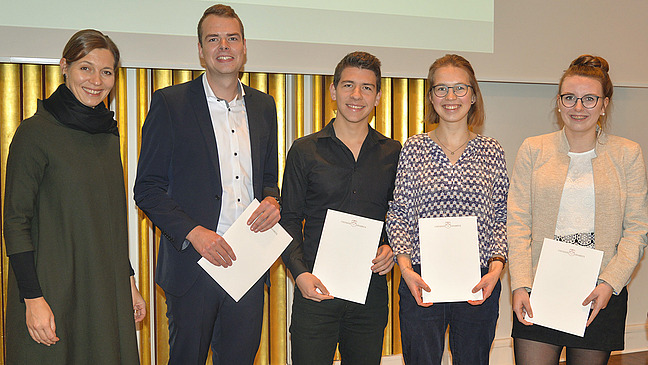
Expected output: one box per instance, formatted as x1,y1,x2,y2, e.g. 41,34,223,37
508,129,648,293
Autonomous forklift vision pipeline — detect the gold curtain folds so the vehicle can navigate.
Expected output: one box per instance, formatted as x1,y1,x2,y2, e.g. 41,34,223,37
0,64,426,365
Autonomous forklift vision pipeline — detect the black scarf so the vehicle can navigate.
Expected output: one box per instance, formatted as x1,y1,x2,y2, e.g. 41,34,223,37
42,84,118,136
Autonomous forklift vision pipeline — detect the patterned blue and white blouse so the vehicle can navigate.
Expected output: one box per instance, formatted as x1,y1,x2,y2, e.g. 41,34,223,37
386,132,509,268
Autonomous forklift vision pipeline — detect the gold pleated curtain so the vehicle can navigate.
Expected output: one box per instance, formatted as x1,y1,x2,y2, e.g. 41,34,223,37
0,63,427,365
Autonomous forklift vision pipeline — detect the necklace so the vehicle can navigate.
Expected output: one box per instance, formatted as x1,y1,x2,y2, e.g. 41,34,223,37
434,129,470,155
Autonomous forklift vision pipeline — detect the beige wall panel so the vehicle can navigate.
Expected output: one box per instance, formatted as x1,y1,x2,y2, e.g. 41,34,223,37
408,79,426,137
240,72,250,86
267,73,288,364
392,78,408,144
0,63,22,363
150,70,173,365
250,73,268,94
135,68,153,365
44,65,62,98
173,70,193,85
268,74,286,186
311,75,324,132
22,65,42,120
392,266,402,354
115,68,128,187
295,74,304,139
323,75,335,127
375,78,392,137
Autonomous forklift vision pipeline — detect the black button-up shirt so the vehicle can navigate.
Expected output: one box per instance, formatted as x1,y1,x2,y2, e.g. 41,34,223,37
280,120,402,278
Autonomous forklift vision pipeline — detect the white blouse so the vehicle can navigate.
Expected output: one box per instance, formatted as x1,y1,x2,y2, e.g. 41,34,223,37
555,149,596,247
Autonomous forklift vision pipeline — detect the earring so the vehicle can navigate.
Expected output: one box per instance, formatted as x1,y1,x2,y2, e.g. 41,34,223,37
602,112,605,115
558,108,561,112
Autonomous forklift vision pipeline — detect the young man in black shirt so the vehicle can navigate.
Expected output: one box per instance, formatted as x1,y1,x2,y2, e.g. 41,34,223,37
280,51,402,365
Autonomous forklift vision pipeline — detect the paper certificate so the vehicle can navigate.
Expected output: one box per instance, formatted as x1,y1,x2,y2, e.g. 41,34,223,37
198,199,292,302
526,238,603,337
419,216,482,303
311,209,384,304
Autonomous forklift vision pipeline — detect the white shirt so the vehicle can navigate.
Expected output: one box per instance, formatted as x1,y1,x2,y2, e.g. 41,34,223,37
555,149,596,236
203,74,254,236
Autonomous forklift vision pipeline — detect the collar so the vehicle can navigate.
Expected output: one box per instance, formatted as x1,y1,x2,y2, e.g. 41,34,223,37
317,118,388,148
558,127,608,155
202,73,245,104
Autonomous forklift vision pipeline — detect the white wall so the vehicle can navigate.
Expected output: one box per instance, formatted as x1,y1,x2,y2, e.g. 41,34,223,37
2,1,648,84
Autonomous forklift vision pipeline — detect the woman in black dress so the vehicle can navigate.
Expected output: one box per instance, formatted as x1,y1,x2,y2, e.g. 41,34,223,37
4,29,145,364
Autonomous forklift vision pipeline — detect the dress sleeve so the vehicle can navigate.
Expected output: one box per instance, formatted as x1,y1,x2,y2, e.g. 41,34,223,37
3,122,48,255
598,144,648,292
507,139,535,291
3,122,49,300
386,138,419,259
489,142,510,260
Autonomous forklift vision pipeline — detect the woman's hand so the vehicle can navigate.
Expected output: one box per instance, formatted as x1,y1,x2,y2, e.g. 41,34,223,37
468,260,504,305
25,297,59,346
583,282,613,326
400,266,433,307
512,287,534,325
131,276,147,323
396,255,432,307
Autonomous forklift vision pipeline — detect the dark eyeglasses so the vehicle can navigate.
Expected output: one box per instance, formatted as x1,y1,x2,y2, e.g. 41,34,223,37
559,94,601,109
431,83,473,98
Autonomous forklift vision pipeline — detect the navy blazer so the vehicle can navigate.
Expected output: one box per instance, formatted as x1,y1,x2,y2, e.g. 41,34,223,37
134,76,279,296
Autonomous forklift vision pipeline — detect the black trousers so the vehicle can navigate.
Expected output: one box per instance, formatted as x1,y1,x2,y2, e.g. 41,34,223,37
290,273,389,365
164,271,265,365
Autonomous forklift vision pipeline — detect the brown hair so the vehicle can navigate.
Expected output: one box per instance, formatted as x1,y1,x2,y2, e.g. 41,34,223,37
556,54,613,130
62,29,120,73
198,4,245,45
333,51,382,92
424,54,484,128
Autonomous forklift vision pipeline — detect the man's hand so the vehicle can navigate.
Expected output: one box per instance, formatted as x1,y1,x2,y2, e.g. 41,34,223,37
295,272,334,302
583,282,613,326
247,197,281,233
512,287,534,325
371,245,395,275
187,226,236,267
25,297,59,346
131,276,147,323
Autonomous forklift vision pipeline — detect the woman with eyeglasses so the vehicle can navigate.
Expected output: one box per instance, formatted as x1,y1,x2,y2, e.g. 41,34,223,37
508,55,648,365
386,54,509,365
3,30,145,364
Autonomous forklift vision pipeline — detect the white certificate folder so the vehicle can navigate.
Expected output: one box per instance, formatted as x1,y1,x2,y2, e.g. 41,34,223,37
419,216,483,303
198,199,292,302
527,238,603,337
312,210,384,304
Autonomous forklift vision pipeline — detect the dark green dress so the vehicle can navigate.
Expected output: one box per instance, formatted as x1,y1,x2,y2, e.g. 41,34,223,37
3,102,139,364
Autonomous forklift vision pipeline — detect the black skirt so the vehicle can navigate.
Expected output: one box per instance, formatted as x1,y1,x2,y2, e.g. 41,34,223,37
511,287,628,351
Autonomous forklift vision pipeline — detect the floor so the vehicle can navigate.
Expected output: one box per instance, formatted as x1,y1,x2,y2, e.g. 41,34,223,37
607,351,648,365
558,351,648,365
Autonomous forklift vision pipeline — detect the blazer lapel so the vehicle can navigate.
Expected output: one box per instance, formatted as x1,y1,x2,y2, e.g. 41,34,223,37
244,85,263,190
189,77,222,177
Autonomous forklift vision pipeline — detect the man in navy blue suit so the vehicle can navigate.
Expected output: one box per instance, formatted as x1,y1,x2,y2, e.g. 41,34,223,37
134,4,280,364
